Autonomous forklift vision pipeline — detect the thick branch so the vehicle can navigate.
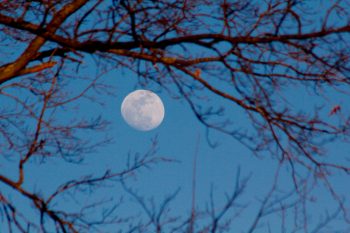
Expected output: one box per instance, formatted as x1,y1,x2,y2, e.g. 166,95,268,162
0,0,88,84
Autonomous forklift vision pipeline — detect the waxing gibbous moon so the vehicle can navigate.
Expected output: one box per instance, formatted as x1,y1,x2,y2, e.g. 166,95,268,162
121,90,165,131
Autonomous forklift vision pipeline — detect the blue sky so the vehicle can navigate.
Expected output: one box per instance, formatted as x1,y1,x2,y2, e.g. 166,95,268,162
13,55,343,232
1,40,348,233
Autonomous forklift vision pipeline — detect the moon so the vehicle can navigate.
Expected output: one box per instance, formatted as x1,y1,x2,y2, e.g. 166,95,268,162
121,90,165,131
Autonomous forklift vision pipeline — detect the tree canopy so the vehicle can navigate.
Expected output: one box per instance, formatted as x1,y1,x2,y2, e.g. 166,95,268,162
1,0,350,232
